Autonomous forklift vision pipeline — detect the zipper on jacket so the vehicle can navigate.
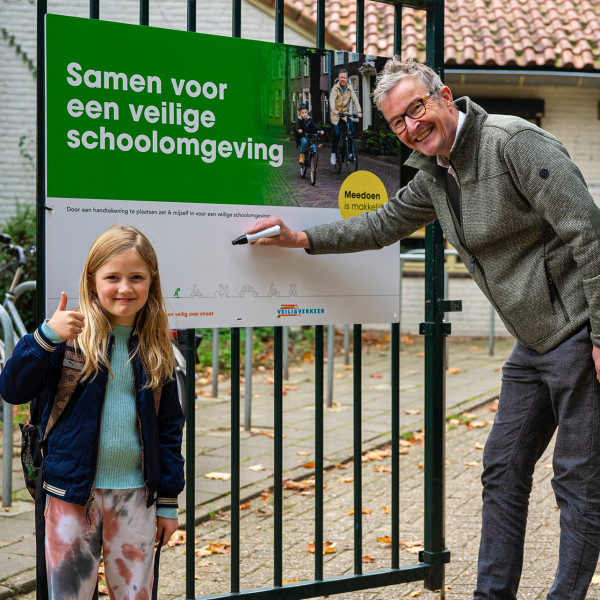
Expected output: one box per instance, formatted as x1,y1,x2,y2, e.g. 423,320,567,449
130,350,149,505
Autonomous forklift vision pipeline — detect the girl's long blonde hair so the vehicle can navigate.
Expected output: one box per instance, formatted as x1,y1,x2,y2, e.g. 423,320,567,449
78,224,174,389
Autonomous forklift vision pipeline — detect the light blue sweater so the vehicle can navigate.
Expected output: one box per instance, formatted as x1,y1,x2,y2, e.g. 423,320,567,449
41,322,176,519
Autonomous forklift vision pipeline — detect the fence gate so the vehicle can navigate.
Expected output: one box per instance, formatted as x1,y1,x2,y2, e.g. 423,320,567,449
36,1,452,598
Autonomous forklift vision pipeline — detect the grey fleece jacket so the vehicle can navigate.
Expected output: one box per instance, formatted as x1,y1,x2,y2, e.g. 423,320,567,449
305,97,600,354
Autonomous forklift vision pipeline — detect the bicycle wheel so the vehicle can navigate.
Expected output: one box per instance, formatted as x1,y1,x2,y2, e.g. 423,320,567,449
345,141,351,175
347,139,358,172
300,158,307,178
310,153,317,185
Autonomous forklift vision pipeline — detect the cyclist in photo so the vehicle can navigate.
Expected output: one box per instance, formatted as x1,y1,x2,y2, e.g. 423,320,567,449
329,68,362,165
296,103,324,165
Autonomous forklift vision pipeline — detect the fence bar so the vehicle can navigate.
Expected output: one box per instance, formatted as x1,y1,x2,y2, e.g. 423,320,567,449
90,0,99,19
275,0,284,43
391,322,400,569
326,324,334,407
231,328,241,593
393,4,402,55
273,326,283,587
244,327,252,431
316,0,325,49
355,0,364,53
343,325,350,365
185,329,197,600
232,0,241,38
314,325,324,581
353,324,362,574
35,0,47,326
212,329,219,397
140,0,149,25
187,0,196,32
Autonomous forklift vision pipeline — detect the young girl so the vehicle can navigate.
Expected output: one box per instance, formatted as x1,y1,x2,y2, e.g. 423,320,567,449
0,224,184,600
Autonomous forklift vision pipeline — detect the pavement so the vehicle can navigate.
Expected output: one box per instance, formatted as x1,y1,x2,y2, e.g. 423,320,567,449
3,331,600,599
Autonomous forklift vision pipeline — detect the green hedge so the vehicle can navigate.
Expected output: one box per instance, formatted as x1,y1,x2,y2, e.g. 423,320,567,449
359,128,400,157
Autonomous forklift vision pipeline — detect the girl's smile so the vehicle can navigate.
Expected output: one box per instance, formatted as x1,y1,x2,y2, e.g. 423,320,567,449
93,249,152,327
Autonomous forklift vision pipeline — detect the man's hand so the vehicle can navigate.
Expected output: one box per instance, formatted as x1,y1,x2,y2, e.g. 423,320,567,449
357,112,363,118
332,109,339,116
593,346,600,382
156,516,179,547
246,217,309,249
47,292,84,340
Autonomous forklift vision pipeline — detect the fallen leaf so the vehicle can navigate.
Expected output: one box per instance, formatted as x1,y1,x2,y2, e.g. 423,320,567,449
346,507,372,515
283,479,314,491
343,364,353,370
468,346,483,351
408,590,422,597
400,335,414,345
488,405,498,412
328,407,343,413
307,541,337,554
297,450,311,456
206,542,231,554
167,530,186,547
464,461,480,467
447,367,462,374
194,574,202,580
339,477,354,483
544,464,553,470
474,443,485,450
466,421,487,429
591,574,600,585
416,462,425,469
399,448,410,455
377,536,392,544
302,461,316,468
284,385,299,391
195,548,213,557
334,463,347,469
382,505,391,514
370,373,383,379
404,408,421,415
448,418,461,425
204,472,231,481
362,555,376,563
248,464,265,472
196,560,213,567
332,402,342,407
240,503,251,510
461,412,478,419
362,448,392,462
374,465,392,473
283,578,300,584
399,439,412,447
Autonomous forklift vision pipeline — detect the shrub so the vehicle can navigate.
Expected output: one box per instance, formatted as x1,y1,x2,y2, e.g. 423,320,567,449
359,128,400,157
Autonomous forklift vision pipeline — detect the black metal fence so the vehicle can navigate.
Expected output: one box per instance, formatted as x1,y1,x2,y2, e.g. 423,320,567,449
35,1,452,599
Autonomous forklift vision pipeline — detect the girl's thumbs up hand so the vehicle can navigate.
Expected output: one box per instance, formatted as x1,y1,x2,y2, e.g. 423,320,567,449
47,292,85,340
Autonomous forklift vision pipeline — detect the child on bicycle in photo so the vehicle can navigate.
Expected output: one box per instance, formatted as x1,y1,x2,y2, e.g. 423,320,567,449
0,224,184,600
296,103,324,165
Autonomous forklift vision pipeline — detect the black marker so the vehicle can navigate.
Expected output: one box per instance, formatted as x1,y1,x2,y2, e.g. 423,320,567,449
232,225,281,245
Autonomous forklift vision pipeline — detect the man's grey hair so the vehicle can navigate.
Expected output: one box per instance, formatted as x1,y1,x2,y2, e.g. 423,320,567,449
374,56,444,111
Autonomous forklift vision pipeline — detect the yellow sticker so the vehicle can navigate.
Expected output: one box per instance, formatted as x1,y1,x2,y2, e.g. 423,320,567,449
338,171,388,219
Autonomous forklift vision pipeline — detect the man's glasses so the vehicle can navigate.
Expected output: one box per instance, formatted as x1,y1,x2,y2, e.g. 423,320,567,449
387,92,432,134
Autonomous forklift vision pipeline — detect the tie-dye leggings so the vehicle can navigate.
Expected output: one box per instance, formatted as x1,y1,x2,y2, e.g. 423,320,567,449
44,488,156,600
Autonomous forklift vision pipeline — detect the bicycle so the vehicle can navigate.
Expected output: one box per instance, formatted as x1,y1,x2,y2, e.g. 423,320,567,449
299,132,319,185
335,112,360,175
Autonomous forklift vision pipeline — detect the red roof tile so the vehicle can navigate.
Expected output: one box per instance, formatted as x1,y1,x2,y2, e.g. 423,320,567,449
260,0,600,72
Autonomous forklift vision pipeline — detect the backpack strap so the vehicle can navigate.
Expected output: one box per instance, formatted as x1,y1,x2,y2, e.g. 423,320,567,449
44,339,84,439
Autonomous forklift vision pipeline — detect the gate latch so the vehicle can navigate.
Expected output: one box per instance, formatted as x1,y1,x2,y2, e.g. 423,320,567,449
437,299,462,313
419,548,451,565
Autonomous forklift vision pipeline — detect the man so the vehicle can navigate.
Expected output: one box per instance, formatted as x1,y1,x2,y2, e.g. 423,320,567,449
248,57,600,600
329,68,362,165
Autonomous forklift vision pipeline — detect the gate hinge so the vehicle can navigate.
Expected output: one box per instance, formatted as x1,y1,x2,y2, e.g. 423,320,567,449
419,548,451,565
437,299,462,313
419,322,452,336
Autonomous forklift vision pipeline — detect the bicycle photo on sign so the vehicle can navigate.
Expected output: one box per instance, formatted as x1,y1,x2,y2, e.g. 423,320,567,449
283,49,402,210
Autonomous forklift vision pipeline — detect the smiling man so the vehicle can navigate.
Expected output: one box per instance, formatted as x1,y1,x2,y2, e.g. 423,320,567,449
248,57,600,599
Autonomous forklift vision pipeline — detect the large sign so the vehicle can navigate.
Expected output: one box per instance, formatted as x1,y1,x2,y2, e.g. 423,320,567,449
45,14,400,328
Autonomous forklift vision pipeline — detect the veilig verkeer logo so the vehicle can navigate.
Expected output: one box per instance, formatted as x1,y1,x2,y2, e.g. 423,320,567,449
277,304,325,318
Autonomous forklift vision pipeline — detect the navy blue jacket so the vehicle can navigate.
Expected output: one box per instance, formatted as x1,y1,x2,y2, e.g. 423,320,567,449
0,325,184,509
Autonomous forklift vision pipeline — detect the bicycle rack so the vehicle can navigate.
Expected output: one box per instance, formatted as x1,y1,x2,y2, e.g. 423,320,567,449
1,304,16,508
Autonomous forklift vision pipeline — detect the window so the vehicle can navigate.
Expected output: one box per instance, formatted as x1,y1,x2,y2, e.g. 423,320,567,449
334,50,345,66
348,52,359,63
322,53,330,74
303,57,310,77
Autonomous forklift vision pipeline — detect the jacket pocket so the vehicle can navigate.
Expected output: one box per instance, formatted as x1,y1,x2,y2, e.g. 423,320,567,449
544,261,570,323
